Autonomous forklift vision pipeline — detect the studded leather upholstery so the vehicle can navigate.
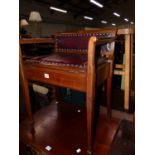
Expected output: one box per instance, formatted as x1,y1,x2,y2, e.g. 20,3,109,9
25,30,116,67
55,31,114,53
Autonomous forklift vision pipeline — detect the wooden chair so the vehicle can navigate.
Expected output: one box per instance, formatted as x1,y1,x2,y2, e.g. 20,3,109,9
20,29,117,154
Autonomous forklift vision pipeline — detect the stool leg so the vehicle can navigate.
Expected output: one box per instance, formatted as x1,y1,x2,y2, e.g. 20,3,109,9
86,92,95,155
86,72,96,154
106,77,112,119
19,47,33,124
106,62,113,119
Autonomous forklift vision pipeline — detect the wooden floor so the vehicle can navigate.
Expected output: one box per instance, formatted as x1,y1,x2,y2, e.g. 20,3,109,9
20,102,121,155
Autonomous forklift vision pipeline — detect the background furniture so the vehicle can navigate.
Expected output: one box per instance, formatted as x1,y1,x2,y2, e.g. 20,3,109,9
114,29,134,110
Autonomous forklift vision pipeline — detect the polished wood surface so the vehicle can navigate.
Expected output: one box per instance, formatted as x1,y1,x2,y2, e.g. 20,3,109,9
20,38,54,44
23,64,87,92
20,102,120,155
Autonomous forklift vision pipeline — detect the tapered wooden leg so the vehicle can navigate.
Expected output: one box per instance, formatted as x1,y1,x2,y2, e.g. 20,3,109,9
86,91,95,155
86,70,96,154
106,61,113,119
19,47,33,123
20,78,33,123
86,99,94,154
106,77,112,119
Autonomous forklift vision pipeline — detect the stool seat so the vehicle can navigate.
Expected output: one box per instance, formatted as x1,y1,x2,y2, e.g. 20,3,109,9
25,53,87,68
24,53,107,70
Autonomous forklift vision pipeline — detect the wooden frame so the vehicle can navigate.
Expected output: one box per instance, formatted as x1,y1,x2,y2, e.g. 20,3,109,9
115,28,134,110
20,31,116,154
